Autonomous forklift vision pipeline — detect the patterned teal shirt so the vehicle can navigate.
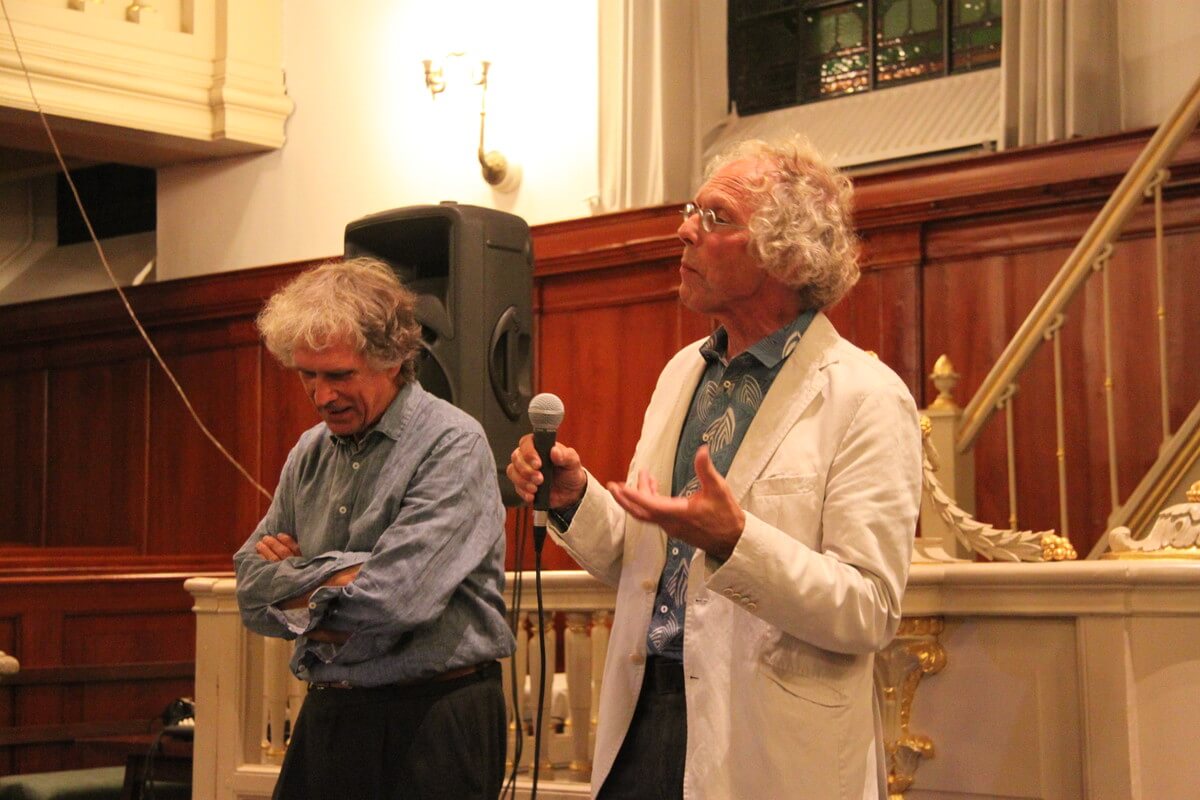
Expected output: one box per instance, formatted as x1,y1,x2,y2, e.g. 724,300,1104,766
647,310,816,660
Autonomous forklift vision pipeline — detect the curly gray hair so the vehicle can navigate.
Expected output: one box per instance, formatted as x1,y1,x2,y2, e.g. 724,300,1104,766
256,257,423,381
706,136,860,310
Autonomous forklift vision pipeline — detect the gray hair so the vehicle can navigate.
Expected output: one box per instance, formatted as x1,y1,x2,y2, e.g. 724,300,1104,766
706,136,860,310
256,257,423,381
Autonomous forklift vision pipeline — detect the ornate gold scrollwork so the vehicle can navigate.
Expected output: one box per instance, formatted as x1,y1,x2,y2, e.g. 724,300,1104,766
876,616,946,799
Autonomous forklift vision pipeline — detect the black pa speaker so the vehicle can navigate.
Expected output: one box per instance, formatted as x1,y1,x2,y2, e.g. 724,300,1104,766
344,203,533,506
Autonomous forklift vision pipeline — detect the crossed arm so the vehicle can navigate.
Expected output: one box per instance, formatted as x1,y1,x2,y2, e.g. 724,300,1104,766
253,532,359,643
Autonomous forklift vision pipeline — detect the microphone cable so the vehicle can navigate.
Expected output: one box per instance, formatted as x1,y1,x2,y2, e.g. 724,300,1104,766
501,508,528,800
524,392,563,799
530,523,549,799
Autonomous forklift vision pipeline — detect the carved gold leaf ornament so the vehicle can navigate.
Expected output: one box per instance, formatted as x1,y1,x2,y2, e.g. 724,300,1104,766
877,617,945,798
1105,480,1200,559
919,415,1075,562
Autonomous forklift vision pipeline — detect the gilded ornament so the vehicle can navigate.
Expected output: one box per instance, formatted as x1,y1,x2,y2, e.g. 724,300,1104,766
1040,534,1077,561
928,355,960,411
876,617,945,798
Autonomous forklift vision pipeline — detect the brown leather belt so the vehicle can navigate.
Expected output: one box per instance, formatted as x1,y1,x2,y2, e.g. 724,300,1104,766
308,662,490,691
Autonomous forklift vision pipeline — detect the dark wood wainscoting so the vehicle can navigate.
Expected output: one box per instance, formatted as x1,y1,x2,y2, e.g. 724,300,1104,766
0,574,204,775
1,128,1198,772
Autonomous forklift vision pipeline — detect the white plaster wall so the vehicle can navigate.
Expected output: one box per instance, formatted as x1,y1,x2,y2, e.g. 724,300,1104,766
155,0,599,281
1118,0,1200,130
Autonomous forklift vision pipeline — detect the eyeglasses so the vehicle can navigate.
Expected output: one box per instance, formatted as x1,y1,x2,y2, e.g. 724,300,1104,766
680,202,747,233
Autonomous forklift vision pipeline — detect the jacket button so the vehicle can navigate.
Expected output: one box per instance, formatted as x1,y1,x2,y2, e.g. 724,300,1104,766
723,588,735,597
630,653,645,666
747,602,758,611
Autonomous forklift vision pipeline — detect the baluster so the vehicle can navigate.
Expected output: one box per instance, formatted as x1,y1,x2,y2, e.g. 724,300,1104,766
261,636,289,764
1043,314,1071,540
591,610,611,732
531,611,557,769
509,611,531,771
564,612,593,777
1145,168,1173,442
997,384,1019,530
1093,245,1121,511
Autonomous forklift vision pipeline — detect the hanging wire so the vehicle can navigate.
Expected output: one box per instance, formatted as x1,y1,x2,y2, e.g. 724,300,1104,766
1,0,272,502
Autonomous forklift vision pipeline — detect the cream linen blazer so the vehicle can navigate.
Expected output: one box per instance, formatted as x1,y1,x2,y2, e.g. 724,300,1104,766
551,313,922,800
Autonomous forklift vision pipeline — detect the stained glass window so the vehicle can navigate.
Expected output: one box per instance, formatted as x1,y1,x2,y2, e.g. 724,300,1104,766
951,0,1002,71
728,0,1001,115
799,2,869,102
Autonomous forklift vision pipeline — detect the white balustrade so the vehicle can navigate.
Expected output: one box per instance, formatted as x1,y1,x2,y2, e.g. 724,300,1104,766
187,570,611,800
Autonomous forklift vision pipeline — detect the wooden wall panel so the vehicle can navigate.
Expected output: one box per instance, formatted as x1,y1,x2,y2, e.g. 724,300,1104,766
0,618,13,774
61,611,193,666
825,264,922,400
258,354,320,520
0,372,45,548
0,575,199,776
45,360,148,549
147,340,262,557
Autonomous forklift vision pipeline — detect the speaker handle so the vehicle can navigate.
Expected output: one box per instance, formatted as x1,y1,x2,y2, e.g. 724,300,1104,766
489,306,525,420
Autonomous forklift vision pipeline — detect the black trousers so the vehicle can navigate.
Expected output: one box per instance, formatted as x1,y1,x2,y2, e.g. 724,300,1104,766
273,662,506,800
597,655,687,800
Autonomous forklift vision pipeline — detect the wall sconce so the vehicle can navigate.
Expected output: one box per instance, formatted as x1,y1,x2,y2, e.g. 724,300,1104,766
422,53,521,193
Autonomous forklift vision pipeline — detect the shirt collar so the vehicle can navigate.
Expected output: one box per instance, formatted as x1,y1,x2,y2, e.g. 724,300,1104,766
699,308,817,368
328,380,415,448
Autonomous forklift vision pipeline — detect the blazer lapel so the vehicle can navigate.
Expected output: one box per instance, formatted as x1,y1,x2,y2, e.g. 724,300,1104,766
723,312,840,503
648,345,708,491
631,342,708,558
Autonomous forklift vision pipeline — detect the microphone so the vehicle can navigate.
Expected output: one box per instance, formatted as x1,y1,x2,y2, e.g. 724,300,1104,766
527,393,564,551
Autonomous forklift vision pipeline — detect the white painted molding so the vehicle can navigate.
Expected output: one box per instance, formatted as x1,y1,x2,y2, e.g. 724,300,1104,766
0,0,292,164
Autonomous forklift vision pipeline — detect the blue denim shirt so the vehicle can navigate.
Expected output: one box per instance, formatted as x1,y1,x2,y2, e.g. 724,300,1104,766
234,381,515,686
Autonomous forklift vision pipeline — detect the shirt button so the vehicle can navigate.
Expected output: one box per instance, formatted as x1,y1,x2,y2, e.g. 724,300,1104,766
352,462,361,470
338,506,348,515
642,579,656,592
630,653,645,666
659,605,668,614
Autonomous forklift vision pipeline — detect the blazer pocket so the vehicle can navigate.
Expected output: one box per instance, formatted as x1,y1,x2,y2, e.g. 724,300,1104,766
758,662,847,708
749,473,819,497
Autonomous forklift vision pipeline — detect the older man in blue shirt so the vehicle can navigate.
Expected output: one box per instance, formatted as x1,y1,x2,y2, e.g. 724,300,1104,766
235,257,514,800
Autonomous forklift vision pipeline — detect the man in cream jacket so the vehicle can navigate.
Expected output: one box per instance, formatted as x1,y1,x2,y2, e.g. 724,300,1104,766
508,136,922,800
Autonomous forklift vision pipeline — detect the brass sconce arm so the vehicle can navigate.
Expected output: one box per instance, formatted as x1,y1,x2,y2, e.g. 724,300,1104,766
422,59,446,97
422,54,520,192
